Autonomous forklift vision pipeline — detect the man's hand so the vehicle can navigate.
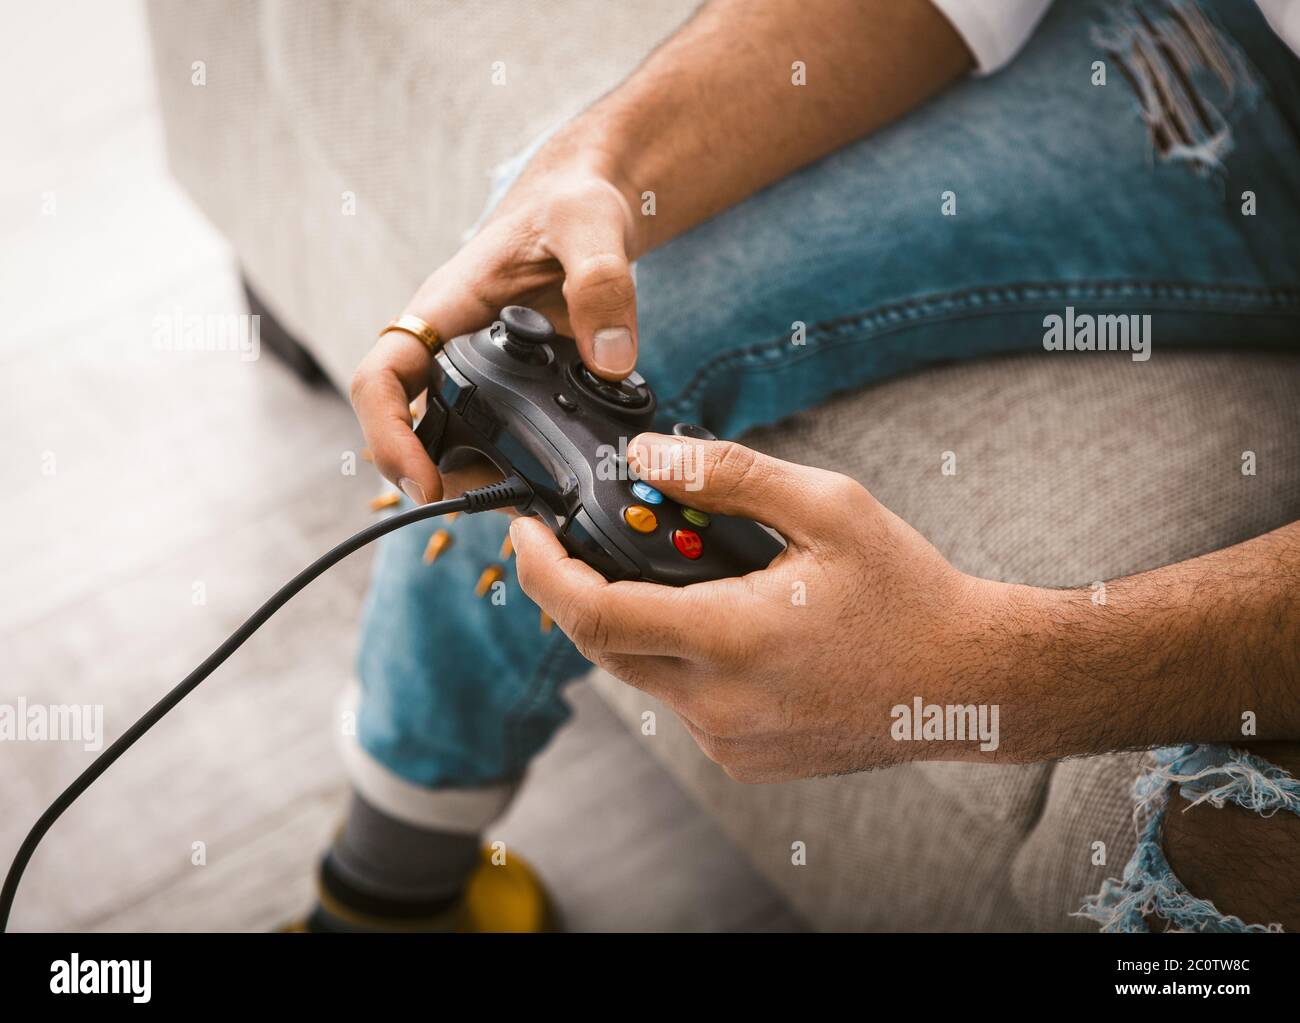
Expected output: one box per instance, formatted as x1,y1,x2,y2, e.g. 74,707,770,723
349,159,641,505
510,433,992,782
348,0,971,506
513,435,1300,781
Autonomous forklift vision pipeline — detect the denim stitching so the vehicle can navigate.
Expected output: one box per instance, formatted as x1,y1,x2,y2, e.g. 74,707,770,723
659,279,1300,417
502,626,581,774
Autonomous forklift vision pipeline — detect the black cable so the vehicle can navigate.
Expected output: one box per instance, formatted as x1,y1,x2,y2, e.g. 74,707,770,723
0,474,533,931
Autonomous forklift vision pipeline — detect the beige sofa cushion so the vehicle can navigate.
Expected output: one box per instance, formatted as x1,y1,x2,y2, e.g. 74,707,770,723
261,0,703,265
147,0,701,389
591,349,1300,930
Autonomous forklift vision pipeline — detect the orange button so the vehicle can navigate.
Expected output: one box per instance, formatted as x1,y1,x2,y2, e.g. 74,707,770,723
672,529,703,559
623,505,658,534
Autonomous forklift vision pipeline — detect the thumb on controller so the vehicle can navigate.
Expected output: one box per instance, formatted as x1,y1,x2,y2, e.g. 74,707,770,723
627,434,871,552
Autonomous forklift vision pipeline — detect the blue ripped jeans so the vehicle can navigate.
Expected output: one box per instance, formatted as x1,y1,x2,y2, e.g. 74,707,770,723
353,0,1300,926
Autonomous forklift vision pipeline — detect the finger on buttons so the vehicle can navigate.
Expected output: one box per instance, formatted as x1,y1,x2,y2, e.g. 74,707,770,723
499,533,514,560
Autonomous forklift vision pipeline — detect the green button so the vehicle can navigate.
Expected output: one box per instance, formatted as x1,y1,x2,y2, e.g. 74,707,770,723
681,507,710,528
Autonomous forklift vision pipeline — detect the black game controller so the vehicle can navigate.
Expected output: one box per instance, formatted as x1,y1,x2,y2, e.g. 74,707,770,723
414,306,785,585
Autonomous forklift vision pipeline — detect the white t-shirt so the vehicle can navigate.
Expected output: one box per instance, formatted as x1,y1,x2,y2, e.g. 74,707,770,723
930,0,1300,73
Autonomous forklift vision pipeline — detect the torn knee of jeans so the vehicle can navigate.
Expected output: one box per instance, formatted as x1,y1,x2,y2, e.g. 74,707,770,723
1091,0,1260,175
1076,744,1300,933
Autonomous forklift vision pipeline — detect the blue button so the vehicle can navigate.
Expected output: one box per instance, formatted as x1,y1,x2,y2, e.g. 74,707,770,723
630,481,664,505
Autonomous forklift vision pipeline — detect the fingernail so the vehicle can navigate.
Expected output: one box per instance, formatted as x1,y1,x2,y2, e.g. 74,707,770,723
592,327,635,375
398,477,426,505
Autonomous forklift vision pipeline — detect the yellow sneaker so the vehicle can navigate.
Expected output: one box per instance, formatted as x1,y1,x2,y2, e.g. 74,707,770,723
455,847,556,933
283,846,556,933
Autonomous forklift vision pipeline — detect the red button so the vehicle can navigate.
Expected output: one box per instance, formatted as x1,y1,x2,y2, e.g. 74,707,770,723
672,529,703,560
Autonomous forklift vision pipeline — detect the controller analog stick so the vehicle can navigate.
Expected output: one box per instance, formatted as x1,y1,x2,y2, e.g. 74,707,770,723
500,306,555,344
492,306,555,364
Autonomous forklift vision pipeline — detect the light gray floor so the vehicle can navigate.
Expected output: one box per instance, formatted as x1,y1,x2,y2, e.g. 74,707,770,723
0,0,803,933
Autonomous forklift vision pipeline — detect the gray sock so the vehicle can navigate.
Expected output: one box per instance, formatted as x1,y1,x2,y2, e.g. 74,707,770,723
328,792,482,904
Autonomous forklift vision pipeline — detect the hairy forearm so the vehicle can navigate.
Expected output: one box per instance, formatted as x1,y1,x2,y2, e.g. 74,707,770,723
985,522,1300,762
530,0,971,255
